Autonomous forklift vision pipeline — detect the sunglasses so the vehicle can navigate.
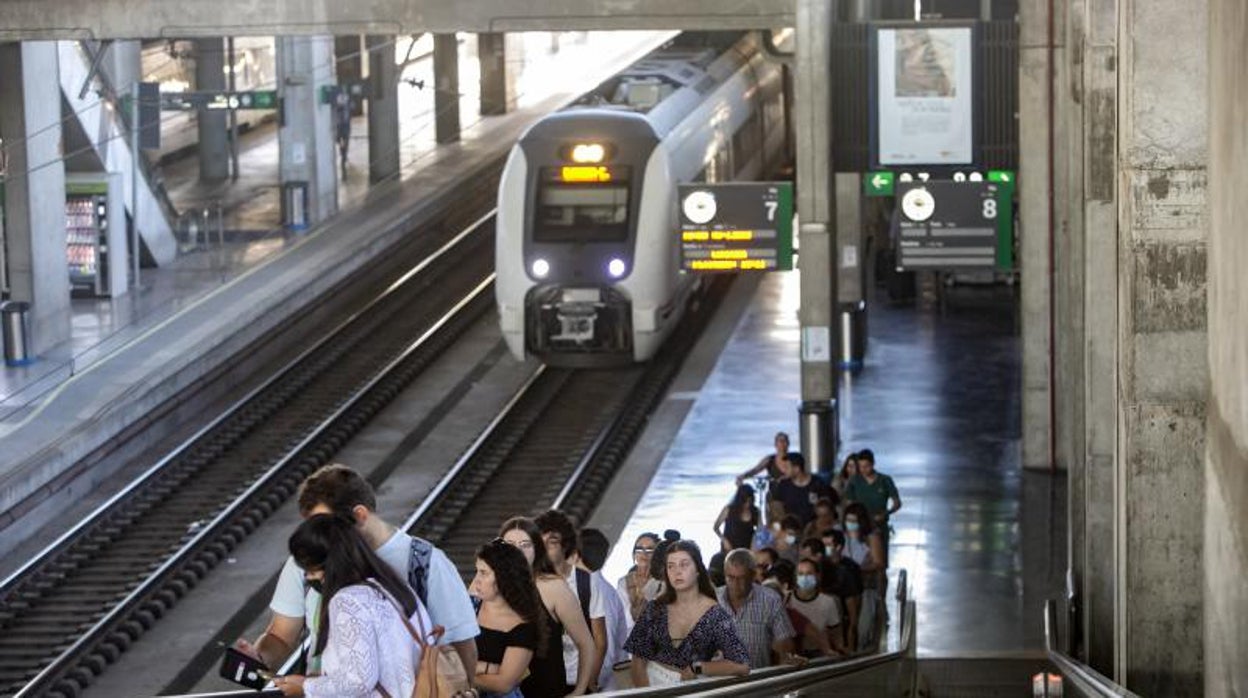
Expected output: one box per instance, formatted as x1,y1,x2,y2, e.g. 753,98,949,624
494,536,534,550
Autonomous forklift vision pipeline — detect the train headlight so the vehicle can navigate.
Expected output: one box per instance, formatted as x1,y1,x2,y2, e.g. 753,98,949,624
607,258,627,278
571,143,606,164
531,258,550,278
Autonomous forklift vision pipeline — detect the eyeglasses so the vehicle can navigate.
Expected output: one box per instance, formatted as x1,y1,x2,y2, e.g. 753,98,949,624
633,546,656,554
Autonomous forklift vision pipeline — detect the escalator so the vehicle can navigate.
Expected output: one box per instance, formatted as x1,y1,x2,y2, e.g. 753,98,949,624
158,576,1138,698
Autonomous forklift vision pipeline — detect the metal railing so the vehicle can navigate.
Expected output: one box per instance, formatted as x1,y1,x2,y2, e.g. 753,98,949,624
1043,600,1140,698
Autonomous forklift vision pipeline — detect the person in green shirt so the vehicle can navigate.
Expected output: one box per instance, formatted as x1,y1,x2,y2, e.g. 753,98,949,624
843,449,901,566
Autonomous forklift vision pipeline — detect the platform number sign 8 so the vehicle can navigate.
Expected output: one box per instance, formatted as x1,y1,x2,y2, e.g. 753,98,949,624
982,197,998,220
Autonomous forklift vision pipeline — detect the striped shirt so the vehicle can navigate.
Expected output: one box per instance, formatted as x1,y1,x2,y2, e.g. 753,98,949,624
716,584,795,668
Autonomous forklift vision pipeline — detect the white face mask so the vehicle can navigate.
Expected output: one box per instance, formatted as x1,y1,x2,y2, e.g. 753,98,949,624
784,534,797,546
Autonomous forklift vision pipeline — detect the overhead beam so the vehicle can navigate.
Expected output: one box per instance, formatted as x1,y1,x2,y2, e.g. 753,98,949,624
0,0,795,40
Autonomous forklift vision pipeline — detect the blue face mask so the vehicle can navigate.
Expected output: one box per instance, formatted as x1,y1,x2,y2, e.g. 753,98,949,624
846,521,860,533
796,574,818,592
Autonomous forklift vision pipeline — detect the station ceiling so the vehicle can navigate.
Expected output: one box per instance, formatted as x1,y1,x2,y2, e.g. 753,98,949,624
0,0,794,40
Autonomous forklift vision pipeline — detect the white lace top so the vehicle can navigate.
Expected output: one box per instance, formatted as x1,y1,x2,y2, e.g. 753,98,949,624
304,582,433,698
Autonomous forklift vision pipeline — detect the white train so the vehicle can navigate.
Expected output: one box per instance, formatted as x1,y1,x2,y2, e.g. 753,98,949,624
495,32,790,366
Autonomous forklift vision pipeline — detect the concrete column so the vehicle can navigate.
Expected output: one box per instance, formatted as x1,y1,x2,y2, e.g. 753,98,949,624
276,36,338,226
835,173,863,304
1019,0,1057,471
366,35,400,184
334,36,365,117
99,40,140,96
1076,0,1119,676
478,33,517,116
0,42,70,355
433,34,460,144
795,0,838,473
194,39,229,182
1115,1,1207,692
1205,3,1248,694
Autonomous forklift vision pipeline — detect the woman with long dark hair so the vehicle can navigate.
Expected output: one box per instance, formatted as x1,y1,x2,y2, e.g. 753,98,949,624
471,539,547,698
624,540,750,687
498,516,595,696
713,484,760,552
273,514,432,697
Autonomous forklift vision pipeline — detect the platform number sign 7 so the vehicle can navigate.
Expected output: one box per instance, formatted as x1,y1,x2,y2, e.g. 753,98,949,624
765,200,778,221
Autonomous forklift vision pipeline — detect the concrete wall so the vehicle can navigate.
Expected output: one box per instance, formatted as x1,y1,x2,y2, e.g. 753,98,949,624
1204,1,1248,694
1117,1,1208,693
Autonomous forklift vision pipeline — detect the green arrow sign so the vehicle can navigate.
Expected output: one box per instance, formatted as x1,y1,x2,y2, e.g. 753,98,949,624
864,171,895,196
987,169,1015,184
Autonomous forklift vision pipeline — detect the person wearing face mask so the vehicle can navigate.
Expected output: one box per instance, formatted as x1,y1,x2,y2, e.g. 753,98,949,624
764,560,839,659
786,559,847,656
842,503,885,650
773,515,804,565
818,529,864,651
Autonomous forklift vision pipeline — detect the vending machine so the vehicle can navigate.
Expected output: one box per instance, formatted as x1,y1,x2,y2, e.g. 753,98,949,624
65,174,126,297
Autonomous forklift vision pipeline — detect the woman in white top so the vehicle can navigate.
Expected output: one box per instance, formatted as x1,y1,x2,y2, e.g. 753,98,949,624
274,514,433,698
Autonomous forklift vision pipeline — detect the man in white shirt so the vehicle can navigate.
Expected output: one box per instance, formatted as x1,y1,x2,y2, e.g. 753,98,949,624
536,510,608,693
579,528,631,690
239,465,478,675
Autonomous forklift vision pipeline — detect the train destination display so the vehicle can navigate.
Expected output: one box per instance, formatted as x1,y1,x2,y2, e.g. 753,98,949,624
892,180,1011,270
678,182,794,272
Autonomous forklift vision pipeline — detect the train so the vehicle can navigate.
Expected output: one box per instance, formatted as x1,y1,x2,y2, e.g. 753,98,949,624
495,32,791,366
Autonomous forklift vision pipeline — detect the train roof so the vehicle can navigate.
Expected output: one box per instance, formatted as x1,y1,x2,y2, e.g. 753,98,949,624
566,32,755,115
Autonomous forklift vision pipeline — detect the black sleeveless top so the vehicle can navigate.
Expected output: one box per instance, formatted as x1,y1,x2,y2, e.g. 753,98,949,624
521,606,567,696
724,505,759,550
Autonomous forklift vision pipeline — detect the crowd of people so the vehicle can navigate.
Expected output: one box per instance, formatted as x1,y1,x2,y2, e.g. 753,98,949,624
230,433,901,696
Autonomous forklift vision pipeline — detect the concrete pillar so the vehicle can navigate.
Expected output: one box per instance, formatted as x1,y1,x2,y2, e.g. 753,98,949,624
1115,1,1207,692
195,39,229,182
1019,0,1057,472
1075,0,1119,676
99,40,140,96
276,36,338,226
334,36,365,117
478,33,517,116
835,173,863,304
1205,3,1248,694
433,34,460,144
0,42,71,355
795,0,838,473
365,35,400,184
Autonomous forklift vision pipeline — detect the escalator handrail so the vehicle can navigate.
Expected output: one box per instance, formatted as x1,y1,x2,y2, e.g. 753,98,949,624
1044,600,1140,698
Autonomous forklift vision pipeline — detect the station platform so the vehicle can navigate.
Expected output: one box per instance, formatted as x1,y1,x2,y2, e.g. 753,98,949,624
0,31,672,556
594,272,1066,656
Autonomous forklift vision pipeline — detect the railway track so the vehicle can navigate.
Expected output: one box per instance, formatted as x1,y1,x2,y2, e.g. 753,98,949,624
403,276,733,576
0,216,498,698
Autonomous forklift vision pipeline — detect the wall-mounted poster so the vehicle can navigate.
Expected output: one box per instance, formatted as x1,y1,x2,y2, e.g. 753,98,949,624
873,25,976,166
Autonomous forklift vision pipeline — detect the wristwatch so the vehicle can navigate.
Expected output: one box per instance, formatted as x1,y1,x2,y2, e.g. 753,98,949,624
691,661,704,676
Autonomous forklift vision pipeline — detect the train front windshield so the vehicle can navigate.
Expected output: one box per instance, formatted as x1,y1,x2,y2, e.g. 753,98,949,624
533,166,631,243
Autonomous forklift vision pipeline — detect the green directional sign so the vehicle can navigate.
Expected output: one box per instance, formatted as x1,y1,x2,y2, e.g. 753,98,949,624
160,90,279,111
864,171,895,196
987,169,1015,184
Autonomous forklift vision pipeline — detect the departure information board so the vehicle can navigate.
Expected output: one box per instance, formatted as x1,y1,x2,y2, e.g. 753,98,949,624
678,182,794,272
892,180,1010,270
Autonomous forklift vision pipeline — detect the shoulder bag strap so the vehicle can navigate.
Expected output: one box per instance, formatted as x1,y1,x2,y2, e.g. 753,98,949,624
365,579,433,650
